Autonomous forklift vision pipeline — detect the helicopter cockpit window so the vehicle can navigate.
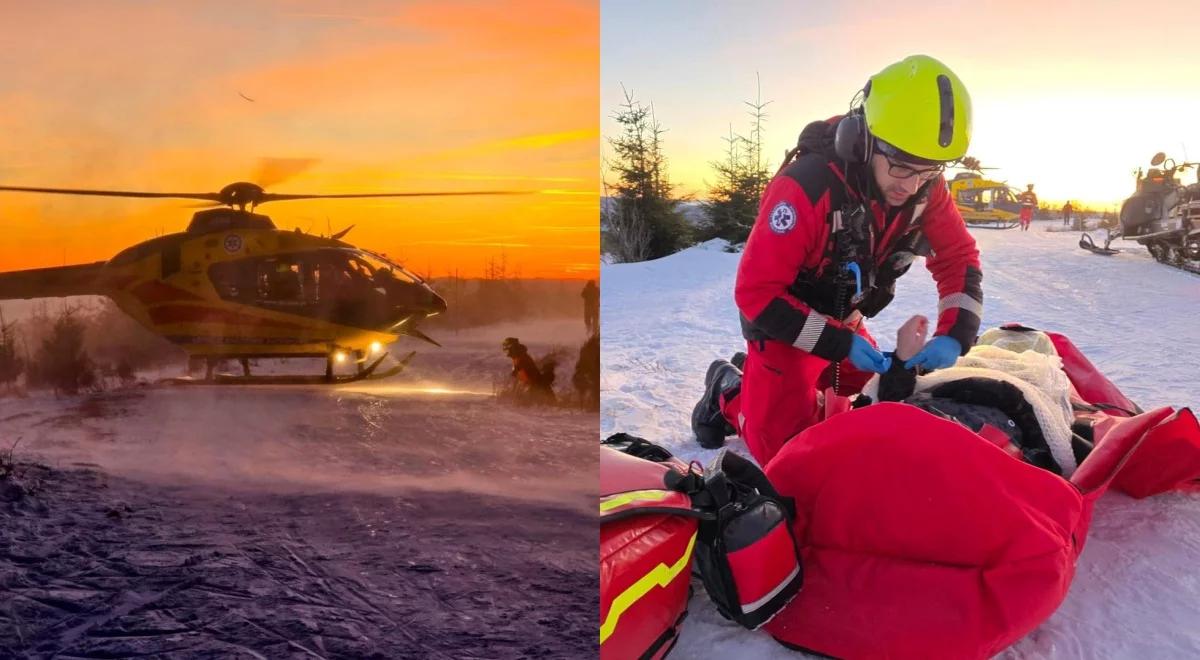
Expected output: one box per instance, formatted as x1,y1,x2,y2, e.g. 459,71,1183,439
314,251,374,300
205,250,417,330
259,259,305,305
209,260,256,303
354,252,417,284
958,189,983,210
209,256,310,307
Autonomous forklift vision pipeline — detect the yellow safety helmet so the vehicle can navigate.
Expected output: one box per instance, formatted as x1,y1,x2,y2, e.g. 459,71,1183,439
863,55,972,163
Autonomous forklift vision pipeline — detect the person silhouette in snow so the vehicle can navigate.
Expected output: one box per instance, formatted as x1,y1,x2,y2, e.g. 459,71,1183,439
581,279,599,336
502,337,555,403
690,55,984,465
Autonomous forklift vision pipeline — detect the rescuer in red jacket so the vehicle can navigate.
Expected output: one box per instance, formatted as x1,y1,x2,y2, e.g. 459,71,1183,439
692,55,984,465
1018,184,1038,231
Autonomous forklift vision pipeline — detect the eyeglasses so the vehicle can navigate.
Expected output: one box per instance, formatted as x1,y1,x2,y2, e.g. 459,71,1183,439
882,154,944,181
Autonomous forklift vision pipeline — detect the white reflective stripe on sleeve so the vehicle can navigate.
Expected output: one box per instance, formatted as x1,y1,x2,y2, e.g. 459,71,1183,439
794,311,828,352
938,292,984,317
741,563,801,613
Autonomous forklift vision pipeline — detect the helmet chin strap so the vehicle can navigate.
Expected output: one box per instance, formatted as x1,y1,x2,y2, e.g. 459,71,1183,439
861,160,887,210
841,89,879,208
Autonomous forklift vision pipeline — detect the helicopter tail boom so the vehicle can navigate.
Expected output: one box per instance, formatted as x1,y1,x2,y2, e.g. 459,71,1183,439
0,261,108,301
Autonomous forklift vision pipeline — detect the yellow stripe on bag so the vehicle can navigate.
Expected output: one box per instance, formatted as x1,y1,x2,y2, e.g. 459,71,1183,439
599,531,697,644
599,489,672,514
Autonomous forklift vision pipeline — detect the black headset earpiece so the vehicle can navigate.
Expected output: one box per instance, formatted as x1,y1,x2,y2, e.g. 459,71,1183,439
834,112,867,163
834,81,872,163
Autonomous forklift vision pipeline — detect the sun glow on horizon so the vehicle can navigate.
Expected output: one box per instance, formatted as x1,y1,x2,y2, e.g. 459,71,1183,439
1,0,598,279
602,1,1200,213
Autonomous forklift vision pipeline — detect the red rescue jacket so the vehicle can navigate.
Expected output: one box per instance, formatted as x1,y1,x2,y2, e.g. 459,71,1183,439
735,117,983,362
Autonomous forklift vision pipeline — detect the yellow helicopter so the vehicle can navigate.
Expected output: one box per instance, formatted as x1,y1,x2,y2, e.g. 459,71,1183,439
946,158,1023,229
0,180,520,384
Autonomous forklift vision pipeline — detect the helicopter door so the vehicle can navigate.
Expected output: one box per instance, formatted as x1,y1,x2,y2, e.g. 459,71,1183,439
162,243,181,278
208,256,305,308
315,251,374,326
256,258,305,307
994,189,1021,214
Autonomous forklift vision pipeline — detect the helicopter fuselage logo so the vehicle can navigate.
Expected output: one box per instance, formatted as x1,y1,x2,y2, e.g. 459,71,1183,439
223,234,243,254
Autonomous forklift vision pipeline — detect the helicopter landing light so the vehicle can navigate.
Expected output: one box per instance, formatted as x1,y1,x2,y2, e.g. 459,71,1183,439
334,351,347,364
370,341,383,354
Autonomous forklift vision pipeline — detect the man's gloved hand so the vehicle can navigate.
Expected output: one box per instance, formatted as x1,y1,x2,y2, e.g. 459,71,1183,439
847,335,892,374
903,335,962,371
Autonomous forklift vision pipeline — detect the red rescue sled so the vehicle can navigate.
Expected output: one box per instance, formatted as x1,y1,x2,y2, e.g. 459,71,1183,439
761,330,1200,659
600,447,697,659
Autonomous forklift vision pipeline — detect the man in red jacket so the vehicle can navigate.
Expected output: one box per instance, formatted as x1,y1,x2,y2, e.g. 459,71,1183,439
1018,184,1038,231
692,55,984,465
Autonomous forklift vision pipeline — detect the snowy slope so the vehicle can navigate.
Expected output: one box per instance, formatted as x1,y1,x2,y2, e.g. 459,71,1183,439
601,219,1200,659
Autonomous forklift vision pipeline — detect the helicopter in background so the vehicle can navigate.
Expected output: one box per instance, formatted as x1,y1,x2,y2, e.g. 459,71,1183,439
945,157,1024,230
0,179,522,383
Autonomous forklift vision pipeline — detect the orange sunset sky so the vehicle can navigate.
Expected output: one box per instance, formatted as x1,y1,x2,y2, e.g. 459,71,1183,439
602,1,1200,212
0,0,598,279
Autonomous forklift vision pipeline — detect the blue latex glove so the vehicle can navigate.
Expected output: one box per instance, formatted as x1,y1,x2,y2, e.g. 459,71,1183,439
847,335,892,374
904,335,962,371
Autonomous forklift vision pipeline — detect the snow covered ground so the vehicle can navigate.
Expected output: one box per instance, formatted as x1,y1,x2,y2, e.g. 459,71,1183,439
1,318,597,658
601,219,1200,659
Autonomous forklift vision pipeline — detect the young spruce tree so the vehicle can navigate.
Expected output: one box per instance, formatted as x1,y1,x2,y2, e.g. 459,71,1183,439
603,87,690,262
704,76,772,246
0,309,23,392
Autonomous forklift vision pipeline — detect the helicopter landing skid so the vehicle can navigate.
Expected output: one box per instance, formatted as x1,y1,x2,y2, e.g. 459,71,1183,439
163,351,417,386
965,219,1020,230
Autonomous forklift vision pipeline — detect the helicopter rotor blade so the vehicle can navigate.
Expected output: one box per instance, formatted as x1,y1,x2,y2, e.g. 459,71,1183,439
0,185,223,203
255,157,320,189
0,183,533,209
259,190,531,203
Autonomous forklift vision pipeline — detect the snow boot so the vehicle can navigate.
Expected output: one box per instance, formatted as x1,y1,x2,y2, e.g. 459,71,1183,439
692,359,742,449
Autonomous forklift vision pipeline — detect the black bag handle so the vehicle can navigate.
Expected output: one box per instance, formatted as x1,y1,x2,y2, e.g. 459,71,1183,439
602,432,676,463
602,434,796,522
709,450,796,520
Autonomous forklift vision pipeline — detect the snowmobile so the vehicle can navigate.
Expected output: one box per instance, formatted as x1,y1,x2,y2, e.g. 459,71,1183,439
1081,152,1200,272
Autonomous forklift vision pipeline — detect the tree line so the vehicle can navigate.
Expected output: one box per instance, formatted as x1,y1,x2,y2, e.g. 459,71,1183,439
602,82,1126,263
0,301,184,396
602,79,772,263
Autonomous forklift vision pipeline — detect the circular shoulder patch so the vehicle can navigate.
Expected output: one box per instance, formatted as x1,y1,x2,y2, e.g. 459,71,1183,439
768,201,797,234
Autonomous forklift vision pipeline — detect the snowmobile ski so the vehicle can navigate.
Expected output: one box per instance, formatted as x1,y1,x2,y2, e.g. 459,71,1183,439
1079,233,1120,256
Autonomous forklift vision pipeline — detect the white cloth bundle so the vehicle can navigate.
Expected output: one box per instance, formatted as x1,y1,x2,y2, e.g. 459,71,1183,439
863,329,1077,475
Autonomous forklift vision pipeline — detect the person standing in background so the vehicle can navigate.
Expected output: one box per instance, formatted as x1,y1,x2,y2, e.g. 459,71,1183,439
1018,184,1038,231
582,279,599,336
